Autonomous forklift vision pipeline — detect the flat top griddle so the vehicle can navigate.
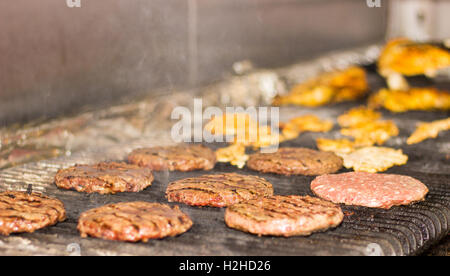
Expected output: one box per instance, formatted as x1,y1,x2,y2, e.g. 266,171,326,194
0,64,448,256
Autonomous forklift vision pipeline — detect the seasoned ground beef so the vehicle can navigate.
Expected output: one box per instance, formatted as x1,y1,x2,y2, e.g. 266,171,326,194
166,173,273,207
225,195,343,237
127,144,216,172
77,202,193,242
311,172,429,209
55,162,154,194
247,147,343,176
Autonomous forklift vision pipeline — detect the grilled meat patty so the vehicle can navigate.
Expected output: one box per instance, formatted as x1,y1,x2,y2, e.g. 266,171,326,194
54,162,154,194
311,172,429,209
0,191,66,236
77,202,193,242
247,147,343,176
225,195,343,237
127,144,216,172
166,173,274,207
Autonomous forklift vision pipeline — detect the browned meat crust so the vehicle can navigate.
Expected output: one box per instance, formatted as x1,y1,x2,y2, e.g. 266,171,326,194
77,202,193,242
311,172,429,209
166,173,273,208
0,191,66,236
54,162,154,194
225,195,343,237
127,144,216,172
247,148,343,176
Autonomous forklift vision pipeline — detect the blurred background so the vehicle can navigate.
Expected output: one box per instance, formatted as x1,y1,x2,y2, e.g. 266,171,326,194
1,0,448,125
0,0,386,124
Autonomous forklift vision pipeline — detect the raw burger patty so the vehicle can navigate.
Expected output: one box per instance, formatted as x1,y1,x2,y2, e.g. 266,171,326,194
225,195,343,237
55,162,154,194
166,173,273,207
127,144,216,172
247,147,343,176
0,191,66,235
78,202,193,242
311,172,429,209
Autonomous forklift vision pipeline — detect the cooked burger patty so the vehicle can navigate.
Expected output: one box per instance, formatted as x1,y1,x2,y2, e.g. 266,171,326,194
225,195,343,237
127,144,216,172
311,172,429,209
0,191,66,236
247,147,343,176
166,173,274,207
55,162,154,194
78,202,193,242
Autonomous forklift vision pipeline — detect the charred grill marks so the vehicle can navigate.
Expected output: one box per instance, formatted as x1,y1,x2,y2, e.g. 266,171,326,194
225,195,344,237
247,148,343,176
54,162,154,194
0,191,66,235
127,144,216,172
166,173,274,207
77,202,193,242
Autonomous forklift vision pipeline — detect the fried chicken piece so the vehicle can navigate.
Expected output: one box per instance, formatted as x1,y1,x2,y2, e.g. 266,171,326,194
407,117,450,145
281,115,334,140
316,138,357,157
316,138,373,157
340,120,399,145
272,67,368,107
368,88,450,112
342,147,408,173
234,125,283,149
204,113,259,137
215,144,249,169
378,38,450,77
205,113,281,149
337,106,382,128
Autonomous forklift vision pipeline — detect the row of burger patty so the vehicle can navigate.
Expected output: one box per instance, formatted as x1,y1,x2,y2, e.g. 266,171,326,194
0,144,428,242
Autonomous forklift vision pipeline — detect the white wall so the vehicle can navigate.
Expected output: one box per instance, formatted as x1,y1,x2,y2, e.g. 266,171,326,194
434,0,450,40
387,0,450,41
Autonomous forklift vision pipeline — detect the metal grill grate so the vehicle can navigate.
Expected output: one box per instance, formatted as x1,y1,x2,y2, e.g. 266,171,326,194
0,135,448,256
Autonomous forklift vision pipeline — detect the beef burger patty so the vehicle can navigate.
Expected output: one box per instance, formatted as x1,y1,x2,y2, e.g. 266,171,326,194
166,173,273,207
127,144,216,172
311,172,429,209
247,147,343,176
55,162,154,194
225,195,343,237
78,202,193,242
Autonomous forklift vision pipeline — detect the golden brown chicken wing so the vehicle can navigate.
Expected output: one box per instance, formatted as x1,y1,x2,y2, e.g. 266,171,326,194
272,67,368,107
378,38,450,77
368,88,450,112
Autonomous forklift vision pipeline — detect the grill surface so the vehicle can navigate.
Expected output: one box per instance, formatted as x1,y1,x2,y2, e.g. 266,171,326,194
0,64,448,256
0,115,448,256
